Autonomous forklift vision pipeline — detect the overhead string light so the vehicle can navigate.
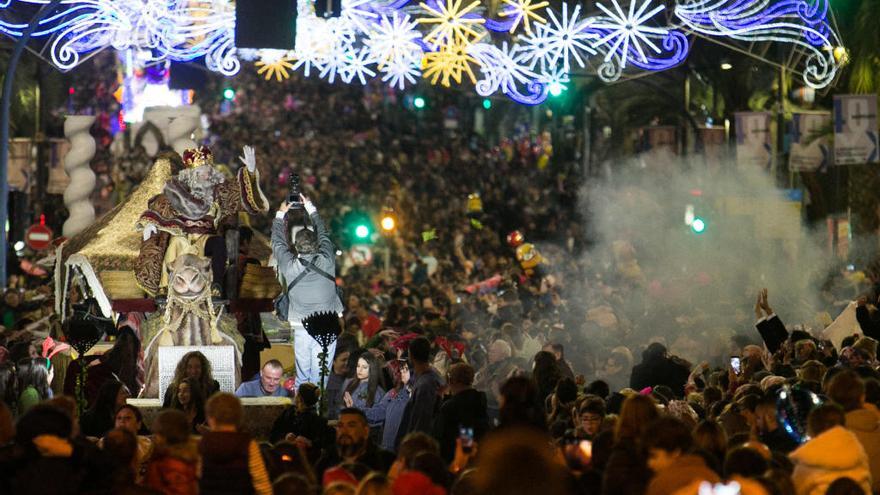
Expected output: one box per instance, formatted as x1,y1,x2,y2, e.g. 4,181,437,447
0,0,845,101
674,0,841,88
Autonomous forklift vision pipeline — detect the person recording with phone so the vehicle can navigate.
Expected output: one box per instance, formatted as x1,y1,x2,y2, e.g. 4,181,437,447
272,192,344,388
432,363,490,463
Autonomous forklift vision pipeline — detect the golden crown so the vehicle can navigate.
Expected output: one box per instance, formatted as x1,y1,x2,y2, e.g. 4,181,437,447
182,146,214,168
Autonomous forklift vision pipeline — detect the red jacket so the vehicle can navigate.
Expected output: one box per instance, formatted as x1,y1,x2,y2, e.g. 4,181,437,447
145,451,198,495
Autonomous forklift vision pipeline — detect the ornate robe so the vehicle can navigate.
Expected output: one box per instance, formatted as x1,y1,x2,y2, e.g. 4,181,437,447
135,168,268,296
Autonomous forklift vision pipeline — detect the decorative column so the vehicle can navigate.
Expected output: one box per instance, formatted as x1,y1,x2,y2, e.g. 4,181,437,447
168,107,200,155
62,115,96,237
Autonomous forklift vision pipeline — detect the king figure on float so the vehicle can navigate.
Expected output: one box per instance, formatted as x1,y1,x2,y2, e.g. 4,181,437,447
135,145,269,296
136,145,268,398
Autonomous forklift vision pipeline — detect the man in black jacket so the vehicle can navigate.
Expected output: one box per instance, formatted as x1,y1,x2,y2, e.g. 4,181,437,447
629,343,690,398
269,383,333,462
314,408,394,479
432,363,490,462
855,295,880,341
755,393,798,454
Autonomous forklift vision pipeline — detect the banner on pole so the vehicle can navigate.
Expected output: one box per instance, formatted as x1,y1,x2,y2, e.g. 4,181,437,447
834,94,878,165
790,112,831,172
735,112,772,169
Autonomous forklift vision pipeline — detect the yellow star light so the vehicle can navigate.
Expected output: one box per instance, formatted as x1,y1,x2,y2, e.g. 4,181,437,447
421,38,480,87
255,53,296,81
418,0,485,47
499,0,549,35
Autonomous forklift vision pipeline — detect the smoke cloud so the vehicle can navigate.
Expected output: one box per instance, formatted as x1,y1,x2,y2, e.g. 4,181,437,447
570,155,835,367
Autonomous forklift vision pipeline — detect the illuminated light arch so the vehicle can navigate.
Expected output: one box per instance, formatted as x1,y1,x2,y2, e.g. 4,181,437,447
0,0,846,105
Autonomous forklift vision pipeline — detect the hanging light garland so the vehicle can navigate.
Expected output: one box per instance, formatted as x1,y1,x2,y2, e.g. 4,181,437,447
0,0,845,105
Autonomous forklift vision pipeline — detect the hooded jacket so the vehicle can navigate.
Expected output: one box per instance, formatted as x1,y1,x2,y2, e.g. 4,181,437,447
789,425,872,495
845,406,880,493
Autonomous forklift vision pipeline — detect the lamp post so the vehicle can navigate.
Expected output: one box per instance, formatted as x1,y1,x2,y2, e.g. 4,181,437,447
0,0,65,287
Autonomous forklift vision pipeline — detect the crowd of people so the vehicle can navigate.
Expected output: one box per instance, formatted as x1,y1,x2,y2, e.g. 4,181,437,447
0,63,877,495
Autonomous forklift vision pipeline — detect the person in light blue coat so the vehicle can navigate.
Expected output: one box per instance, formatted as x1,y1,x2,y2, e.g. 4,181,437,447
363,360,411,452
341,353,385,434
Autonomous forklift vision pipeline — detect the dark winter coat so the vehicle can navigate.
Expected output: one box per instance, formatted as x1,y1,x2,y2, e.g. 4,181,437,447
432,388,491,462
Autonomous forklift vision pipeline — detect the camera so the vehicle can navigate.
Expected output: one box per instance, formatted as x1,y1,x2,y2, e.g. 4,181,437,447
287,173,304,210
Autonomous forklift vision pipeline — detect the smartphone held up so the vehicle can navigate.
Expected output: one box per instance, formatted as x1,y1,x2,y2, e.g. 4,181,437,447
730,356,742,375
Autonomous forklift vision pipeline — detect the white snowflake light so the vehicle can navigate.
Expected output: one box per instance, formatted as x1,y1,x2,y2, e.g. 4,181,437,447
591,0,668,69
319,40,355,83
523,3,597,72
341,0,380,33
381,55,422,89
342,46,377,84
519,24,557,73
469,42,535,96
364,11,422,69
291,16,337,77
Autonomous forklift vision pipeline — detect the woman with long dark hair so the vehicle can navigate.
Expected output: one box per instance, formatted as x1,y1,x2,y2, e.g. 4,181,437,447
532,351,563,408
0,363,17,412
80,379,130,437
341,353,385,428
163,351,219,408
169,377,206,433
364,359,412,451
16,357,53,415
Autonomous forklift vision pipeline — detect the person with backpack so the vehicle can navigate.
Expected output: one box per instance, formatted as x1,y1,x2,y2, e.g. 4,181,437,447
272,193,344,388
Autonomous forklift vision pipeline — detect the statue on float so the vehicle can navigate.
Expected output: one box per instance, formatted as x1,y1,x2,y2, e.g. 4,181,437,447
135,145,268,296
141,254,243,397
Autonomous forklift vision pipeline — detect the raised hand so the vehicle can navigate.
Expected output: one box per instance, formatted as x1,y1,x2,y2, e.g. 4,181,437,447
300,194,317,215
239,145,257,173
143,224,158,242
758,288,773,316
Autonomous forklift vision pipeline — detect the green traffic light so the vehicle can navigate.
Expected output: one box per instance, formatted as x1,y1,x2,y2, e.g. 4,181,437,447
691,217,706,234
355,225,370,239
548,82,565,97
413,97,426,109
223,88,235,100
482,98,492,110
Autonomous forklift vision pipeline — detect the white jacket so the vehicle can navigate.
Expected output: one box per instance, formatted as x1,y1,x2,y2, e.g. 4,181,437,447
789,425,873,495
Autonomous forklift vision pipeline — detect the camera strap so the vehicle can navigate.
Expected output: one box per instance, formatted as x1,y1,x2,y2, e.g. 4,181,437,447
286,257,336,292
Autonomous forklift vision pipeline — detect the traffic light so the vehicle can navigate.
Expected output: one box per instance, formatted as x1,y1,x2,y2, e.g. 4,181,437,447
548,81,566,97
380,208,397,233
355,224,371,239
342,210,374,245
691,217,706,234
482,98,492,110
223,87,236,100
413,96,426,109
